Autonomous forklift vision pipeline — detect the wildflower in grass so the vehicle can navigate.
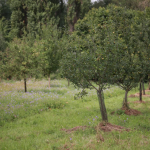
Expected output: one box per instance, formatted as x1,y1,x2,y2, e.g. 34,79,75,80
93,119,95,121
70,138,72,140
127,118,128,120
89,122,91,124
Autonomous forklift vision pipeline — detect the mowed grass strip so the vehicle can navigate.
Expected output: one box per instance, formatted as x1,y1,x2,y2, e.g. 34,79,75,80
0,79,150,150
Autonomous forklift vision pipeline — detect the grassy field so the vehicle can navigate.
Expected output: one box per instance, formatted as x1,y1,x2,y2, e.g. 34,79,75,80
0,78,150,150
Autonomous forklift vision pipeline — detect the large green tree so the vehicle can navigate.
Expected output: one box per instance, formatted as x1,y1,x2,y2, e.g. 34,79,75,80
61,5,134,122
61,5,148,122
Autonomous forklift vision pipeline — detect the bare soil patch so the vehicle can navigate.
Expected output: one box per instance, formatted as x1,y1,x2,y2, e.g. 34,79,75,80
129,93,150,98
128,100,150,104
61,126,87,133
122,107,141,116
60,144,75,150
61,123,129,134
133,101,148,104
96,123,130,132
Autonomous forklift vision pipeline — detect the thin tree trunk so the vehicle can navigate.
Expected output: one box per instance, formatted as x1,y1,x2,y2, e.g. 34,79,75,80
139,82,142,101
122,90,129,109
142,82,145,95
24,78,27,92
48,74,50,88
149,77,150,90
68,79,70,86
97,90,108,123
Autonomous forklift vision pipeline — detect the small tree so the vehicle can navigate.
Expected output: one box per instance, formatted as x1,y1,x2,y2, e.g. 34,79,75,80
144,8,150,90
135,10,150,99
4,37,36,92
35,21,62,88
106,5,149,107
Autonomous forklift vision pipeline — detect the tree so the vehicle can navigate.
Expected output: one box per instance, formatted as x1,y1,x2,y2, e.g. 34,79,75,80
34,21,62,88
145,8,150,90
61,5,148,123
138,0,150,11
0,0,11,20
111,0,140,10
110,0,150,11
10,0,65,38
105,5,149,107
67,0,91,33
61,6,129,122
4,37,37,92
0,18,11,79
133,10,150,100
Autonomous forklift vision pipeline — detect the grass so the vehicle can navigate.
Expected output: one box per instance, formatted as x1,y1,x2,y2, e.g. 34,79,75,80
0,79,150,150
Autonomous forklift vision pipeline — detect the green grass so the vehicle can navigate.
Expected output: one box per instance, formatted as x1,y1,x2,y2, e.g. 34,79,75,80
0,79,150,150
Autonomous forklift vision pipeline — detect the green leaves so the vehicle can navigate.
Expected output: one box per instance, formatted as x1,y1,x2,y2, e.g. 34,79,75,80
3,37,37,79
33,21,62,77
61,4,150,93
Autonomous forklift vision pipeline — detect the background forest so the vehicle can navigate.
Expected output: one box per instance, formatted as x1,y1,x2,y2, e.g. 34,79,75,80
0,0,150,85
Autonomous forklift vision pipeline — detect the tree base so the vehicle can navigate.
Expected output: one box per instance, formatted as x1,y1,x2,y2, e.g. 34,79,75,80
122,102,130,110
96,122,130,132
121,108,141,116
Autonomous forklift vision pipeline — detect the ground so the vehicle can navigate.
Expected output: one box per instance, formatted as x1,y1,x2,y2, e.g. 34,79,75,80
0,79,150,150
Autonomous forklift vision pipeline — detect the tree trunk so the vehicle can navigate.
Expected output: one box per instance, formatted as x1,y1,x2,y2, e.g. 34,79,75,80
148,74,150,90
149,75,150,90
97,90,108,122
139,82,142,101
122,90,129,109
142,82,145,95
24,78,27,92
48,74,50,88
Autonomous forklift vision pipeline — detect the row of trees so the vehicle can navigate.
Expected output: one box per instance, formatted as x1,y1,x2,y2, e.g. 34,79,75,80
0,0,111,88
0,0,92,89
1,1,150,123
